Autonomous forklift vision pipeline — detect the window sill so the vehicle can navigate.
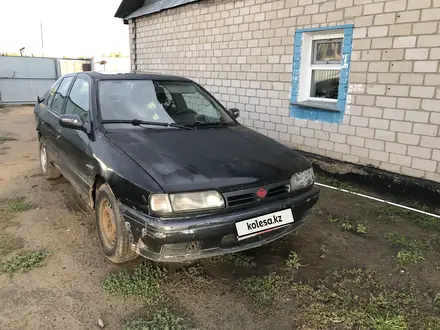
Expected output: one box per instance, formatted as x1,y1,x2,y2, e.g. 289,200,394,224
291,100,339,112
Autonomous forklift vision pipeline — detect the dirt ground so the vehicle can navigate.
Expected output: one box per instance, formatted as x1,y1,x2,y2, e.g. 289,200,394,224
0,106,439,330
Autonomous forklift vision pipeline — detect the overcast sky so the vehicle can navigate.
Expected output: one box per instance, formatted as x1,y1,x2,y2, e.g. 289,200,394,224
0,0,129,57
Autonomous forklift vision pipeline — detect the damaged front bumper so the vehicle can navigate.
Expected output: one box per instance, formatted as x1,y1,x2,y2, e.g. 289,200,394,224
120,185,320,262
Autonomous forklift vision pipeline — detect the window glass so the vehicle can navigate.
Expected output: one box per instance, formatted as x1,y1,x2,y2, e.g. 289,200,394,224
98,80,233,126
50,77,73,113
46,78,62,106
65,78,90,123
182,92,221,121
310,70,340,99
313,39,342,63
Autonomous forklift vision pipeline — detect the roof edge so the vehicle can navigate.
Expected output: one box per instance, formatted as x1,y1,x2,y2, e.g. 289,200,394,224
122,0,200,20
114,0,145,19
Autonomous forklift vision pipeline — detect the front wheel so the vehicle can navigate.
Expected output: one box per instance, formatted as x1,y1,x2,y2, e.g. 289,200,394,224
95,183,138,264
39,137,61,180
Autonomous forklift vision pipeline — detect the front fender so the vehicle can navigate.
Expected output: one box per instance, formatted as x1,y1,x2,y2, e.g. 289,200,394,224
91,133,163,211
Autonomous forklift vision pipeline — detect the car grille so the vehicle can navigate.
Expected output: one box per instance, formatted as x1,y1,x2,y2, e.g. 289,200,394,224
224,182,291,208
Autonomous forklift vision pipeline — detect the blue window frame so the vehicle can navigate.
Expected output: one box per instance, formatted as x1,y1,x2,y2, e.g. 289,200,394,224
290,24,354,124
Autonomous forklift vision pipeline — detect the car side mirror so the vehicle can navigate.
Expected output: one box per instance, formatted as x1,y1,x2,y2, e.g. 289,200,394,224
59,114,85,131
37,96,44,104
229,108,240,118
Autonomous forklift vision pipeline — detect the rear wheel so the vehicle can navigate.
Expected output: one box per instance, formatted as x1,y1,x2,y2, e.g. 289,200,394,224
39,137,61,180
95,183,138,264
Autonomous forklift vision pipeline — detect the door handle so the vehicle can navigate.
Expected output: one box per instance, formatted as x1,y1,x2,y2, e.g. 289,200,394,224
56,129,62,139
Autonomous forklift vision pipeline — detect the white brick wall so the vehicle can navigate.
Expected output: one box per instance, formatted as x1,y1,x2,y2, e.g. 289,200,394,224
130,0,440,183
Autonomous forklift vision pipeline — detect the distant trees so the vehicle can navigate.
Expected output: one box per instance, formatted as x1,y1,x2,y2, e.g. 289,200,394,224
0,53,20,56
101,52,125,58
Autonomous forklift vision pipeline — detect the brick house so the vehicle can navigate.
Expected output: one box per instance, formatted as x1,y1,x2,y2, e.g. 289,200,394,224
115,0,440,184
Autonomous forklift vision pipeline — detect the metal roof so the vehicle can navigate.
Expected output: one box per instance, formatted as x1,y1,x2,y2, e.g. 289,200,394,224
114,0,144,19
115,0,201,20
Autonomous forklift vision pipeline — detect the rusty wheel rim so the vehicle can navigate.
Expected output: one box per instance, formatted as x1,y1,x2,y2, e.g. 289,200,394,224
99,198,117,250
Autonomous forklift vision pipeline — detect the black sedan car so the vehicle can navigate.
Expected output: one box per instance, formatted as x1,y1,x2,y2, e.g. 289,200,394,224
34,72,319,263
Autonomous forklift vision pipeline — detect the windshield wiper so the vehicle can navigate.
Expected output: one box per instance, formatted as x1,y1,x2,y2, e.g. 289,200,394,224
181,121,236,128
101,119,193,130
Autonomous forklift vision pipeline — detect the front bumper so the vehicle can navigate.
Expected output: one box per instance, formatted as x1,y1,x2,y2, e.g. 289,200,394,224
120,185,320,262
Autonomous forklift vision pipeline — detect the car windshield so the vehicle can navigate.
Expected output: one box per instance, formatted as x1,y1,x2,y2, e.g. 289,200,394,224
98,80,234,126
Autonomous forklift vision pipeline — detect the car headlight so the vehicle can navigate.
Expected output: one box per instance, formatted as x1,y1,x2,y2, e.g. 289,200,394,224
149,191,225,215
290,167,314,192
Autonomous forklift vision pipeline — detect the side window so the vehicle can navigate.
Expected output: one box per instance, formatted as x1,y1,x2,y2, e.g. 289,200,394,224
65,78,90,123
50,77,73,113
46,78,62,106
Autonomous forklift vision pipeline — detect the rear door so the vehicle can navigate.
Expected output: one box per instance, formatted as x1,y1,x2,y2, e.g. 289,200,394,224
57,76,93,196
38,76,74,165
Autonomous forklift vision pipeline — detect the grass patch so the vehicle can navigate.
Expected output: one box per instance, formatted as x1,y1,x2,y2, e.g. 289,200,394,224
370,314,407,330
0,135,17,143
101,262,167,305
209,252,256,267
102,263,196,328
0,249,49,277
328,214,368,236
172,264,213,288
0,197,36,213
378,203,440,232
236,273,288,308
0,233,24,256
385,232,429,251
285,251,304,271
385,232,429,266
395,250,425,266
315,173,354,191
290,268,440,329
434,293,440,306
124,308,190,330
0,108,11,114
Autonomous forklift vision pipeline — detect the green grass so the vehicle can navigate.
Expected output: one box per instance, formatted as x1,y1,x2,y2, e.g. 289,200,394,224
315,173,354,191
0,197,36,213
209,252,256,267
172,264,213,287
395,250,425,266
0,108,11,114
123,309,189,330
378,203,440,232
328,214,369,236
0,135,17,143
0,233,24,256
385,232,429,251
102,263,196,328
434,293,440,306
101,262,167,305
289,268,440,329
236,273,288,308
0,249,49,277
285,251,303,271
385,232,429,266
369,314,408,330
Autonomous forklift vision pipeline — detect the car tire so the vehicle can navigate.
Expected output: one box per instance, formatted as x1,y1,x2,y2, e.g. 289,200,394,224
95,183,138,264
39,137,61,180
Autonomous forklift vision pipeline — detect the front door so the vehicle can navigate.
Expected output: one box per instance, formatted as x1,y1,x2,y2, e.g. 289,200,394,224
58,76,93,196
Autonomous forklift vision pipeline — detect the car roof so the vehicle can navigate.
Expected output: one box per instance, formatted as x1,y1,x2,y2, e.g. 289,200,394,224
78,71,194,82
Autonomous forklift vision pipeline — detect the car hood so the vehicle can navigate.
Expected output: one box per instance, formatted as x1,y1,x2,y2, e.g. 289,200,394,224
105,125,311,193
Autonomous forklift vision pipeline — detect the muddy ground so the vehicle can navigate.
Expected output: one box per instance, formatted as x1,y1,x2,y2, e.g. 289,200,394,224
0,106,439,330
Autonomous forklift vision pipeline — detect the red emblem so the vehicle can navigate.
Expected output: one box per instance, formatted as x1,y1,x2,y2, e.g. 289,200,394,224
256,188,267,199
